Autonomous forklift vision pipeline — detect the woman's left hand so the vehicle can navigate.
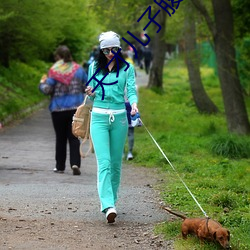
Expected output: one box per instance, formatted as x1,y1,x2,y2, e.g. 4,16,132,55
131,103,138,116
40,74,47,83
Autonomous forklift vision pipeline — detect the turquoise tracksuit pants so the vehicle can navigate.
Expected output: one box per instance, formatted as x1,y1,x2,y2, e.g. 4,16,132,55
90,111,128,212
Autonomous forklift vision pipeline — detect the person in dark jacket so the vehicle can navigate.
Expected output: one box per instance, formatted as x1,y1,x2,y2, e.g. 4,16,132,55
143,45,152,74
39,45,87,175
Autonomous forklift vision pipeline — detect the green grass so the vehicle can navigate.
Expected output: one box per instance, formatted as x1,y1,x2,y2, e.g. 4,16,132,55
129,59,250,250
0,60,50,123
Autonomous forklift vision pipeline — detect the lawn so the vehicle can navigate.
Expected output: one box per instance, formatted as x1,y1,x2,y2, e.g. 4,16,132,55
128,58,250,250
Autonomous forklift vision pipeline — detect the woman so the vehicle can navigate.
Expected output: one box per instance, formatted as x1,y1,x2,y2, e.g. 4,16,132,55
86,31,138,223
39,45,87,175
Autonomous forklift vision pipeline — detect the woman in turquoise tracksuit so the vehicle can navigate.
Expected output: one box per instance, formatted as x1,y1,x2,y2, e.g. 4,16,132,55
86,31,138,223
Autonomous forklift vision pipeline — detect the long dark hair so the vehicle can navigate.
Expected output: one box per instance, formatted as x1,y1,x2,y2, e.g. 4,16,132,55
96,50,126,74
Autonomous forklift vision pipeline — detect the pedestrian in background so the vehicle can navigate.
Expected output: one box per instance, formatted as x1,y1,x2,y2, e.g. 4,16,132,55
123,51,138,160
143,45,152,74
87,46,99,70
137,45,144,69
85,31,138,223
39,45,87,175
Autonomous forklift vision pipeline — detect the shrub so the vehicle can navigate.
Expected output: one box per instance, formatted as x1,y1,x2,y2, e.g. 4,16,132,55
210,135,250,159
210,191,237,209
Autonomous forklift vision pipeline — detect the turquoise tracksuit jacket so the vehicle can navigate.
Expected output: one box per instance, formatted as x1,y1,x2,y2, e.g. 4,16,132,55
87,62,138,109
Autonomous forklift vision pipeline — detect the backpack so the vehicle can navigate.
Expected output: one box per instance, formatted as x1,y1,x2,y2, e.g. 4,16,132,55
72,95,93,158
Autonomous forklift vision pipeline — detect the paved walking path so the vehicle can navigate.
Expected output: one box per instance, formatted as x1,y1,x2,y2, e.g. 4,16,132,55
135,68,149,87
0,70,172,249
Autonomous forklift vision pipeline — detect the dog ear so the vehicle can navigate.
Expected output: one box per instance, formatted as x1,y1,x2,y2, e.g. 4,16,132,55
213,231,217,240
227,230,230,240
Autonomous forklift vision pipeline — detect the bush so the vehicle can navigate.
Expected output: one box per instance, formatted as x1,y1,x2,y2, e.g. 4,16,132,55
210,191,237,209
0,60,48,122
210,135,250,159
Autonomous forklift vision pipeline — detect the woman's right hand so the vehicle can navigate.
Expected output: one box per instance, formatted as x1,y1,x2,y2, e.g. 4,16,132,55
85,86,95,97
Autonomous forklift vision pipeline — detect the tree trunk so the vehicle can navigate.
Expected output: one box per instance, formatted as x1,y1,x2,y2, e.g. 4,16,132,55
212,0,250,134
191,0,250,134
184,4,218,114
148,10,167,90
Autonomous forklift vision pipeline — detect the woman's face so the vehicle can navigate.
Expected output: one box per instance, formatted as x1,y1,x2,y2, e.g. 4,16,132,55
102,47,119,61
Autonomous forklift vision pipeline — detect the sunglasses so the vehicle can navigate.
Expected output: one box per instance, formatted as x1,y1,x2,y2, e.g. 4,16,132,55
102,47,119,55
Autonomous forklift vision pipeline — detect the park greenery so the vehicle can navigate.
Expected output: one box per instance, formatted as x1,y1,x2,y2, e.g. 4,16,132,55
0,0,249,249
130,59,250,250
1,0,249,133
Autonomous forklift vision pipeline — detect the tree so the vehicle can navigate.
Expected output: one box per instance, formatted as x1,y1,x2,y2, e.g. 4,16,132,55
0,0,98,66
191,0,250,134
91,0,147,36
233,0,250,96
232,0,250,39
92,0,183,91
148,9,167,89
0,0,58,66
184,1,218,114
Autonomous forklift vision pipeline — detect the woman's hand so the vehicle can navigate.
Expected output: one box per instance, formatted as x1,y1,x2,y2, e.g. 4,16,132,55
85,86,95,97
131,103,138,116
40,74,47,84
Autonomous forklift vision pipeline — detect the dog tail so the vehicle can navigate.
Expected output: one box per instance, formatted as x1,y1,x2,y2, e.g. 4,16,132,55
162,206,187,220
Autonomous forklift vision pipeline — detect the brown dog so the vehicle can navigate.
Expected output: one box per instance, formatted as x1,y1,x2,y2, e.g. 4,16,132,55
163,207,231,249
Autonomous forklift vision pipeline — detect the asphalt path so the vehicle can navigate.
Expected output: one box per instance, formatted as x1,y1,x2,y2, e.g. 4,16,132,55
0,69,172,249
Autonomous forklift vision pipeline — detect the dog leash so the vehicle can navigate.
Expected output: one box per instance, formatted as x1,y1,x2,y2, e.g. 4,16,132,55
139,118,209,218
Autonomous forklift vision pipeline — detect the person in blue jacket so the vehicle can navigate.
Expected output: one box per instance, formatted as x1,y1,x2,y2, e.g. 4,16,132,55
39,45,87,175
85,31,139,223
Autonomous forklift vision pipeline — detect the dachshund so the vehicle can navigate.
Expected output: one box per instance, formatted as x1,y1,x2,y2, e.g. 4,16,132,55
162,207,231,249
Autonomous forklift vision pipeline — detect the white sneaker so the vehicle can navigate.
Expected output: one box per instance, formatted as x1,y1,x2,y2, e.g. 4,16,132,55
127,152,133,160
105,207,117,223
53,168,64,173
